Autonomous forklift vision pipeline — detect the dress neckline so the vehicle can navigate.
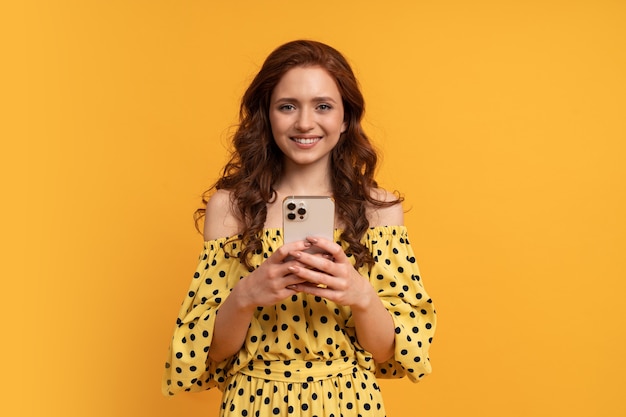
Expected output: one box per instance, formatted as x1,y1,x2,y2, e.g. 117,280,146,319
203,225,406,244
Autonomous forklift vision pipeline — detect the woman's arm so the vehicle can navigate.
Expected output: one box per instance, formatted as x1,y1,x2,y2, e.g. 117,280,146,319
208,242,314,362
286,241,396,362
349,281,397,362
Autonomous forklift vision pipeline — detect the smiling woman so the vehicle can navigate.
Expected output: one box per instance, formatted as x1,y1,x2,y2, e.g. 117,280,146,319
161,40,436,417
269,66,347,169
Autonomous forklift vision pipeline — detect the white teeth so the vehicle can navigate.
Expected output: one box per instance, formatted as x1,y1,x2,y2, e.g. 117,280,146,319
292,137,320,144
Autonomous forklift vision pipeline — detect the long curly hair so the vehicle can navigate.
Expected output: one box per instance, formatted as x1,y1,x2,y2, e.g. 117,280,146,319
196,40,402,270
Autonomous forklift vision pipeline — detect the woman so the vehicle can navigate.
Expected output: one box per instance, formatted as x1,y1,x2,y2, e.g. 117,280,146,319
162,40,436,417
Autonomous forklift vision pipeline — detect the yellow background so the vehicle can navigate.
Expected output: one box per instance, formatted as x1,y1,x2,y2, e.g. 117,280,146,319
2,1,624,416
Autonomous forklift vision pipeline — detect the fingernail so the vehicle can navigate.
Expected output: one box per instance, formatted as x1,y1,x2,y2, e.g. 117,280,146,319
307,237,318,243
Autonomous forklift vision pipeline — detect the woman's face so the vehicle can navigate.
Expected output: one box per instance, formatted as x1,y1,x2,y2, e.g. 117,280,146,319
269,66,346,169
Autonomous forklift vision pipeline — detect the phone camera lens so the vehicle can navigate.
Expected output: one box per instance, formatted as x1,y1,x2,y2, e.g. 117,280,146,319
287,213,296,220
297,207,306,216
287,202,296,210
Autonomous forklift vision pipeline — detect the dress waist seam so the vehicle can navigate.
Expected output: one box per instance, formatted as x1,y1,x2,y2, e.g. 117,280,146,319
238,358,360,383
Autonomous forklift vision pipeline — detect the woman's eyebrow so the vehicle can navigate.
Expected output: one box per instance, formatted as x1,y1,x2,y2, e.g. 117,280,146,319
274,96,338,103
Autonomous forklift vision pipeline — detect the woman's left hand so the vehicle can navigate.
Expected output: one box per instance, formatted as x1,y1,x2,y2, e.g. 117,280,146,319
286,237,376,309
288,236,396,362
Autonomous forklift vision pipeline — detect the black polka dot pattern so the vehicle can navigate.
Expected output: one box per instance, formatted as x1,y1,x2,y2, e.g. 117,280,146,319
162,226,436,416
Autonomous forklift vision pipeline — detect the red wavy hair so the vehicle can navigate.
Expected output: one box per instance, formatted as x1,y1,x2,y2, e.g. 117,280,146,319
196,40,402,269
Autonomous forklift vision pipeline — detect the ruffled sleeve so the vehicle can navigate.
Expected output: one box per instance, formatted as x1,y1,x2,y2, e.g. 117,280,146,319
362,226,436,382
161,238,248,396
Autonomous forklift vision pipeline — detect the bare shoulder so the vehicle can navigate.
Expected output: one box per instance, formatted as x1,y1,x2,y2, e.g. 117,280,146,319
203,189,241,240
367,188,405,227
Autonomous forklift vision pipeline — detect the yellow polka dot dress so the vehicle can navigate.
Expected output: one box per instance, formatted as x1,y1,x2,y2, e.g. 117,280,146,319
163,226,436,416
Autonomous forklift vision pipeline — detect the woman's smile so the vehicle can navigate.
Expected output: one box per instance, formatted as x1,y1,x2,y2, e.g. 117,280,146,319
291,136,322,145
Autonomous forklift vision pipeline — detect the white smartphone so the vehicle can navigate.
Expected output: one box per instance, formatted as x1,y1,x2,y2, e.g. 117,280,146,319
283,196,335,255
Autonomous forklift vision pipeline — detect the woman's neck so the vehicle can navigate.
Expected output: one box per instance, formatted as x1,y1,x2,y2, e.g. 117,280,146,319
275,160,333,196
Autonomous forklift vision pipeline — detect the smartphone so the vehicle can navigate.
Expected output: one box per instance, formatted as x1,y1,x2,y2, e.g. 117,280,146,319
283,196,335,255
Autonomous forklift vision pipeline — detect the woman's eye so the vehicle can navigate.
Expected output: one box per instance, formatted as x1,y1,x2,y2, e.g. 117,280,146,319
279,104,295,111
317,104,332,111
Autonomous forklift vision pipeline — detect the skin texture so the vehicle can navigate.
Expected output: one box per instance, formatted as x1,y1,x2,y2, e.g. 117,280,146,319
205,66,402,364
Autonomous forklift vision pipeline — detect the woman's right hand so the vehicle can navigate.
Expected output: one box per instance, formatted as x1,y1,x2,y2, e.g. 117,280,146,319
209,239,315,362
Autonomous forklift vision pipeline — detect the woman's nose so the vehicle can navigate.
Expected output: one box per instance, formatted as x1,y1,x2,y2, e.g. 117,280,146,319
295,109,314,131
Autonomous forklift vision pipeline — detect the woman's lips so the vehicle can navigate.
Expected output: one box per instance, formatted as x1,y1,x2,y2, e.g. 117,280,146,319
291,137,322,144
